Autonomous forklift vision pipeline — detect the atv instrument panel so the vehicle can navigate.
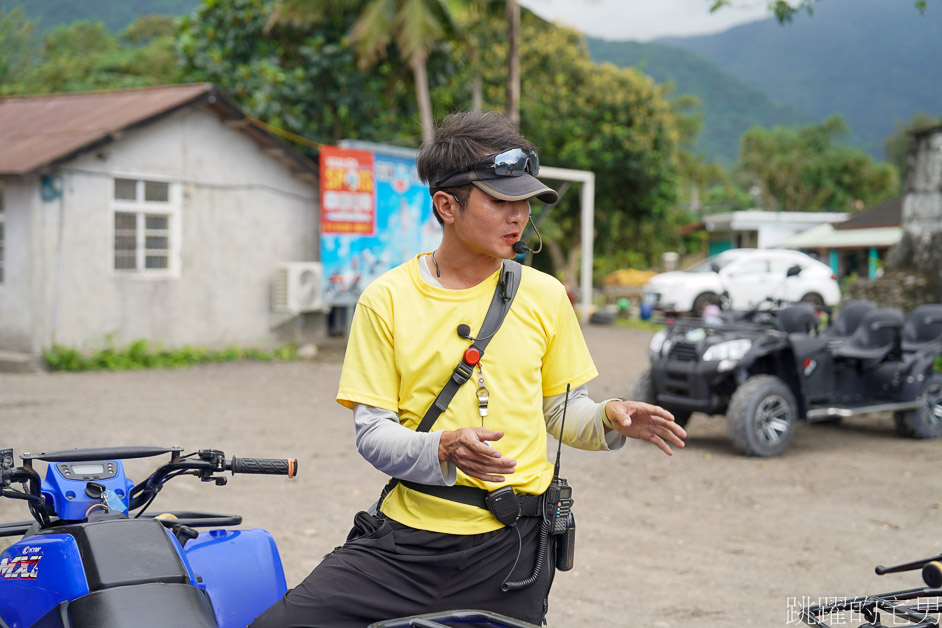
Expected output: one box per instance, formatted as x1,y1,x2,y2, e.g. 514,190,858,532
56,461,118,481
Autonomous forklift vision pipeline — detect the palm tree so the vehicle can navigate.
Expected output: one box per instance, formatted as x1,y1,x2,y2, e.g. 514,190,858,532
269,0,456,144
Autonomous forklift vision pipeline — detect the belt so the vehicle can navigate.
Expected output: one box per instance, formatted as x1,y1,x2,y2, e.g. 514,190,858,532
400,481,543,517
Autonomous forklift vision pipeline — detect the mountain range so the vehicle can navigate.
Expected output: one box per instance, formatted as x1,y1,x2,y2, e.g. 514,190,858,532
5,0,941,164
654,0,942,160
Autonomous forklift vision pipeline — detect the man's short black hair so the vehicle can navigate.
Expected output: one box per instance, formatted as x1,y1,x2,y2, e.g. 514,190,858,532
417,111,538,225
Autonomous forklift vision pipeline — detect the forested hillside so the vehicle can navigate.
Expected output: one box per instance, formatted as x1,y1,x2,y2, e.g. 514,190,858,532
660,0,942,158
586,38,808,164
0,0,199,32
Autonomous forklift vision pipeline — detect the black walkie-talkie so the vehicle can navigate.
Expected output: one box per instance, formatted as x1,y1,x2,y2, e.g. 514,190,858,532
545,384,574,534
546,384,576,570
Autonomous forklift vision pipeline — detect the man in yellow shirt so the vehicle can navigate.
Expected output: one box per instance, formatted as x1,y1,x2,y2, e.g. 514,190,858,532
252,111,686,627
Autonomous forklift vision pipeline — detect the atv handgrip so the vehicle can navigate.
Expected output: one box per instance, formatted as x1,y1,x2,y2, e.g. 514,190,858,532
923,561,942,588
230,457,297,478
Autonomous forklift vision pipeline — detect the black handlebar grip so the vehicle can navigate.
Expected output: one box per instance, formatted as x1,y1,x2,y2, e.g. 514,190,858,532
923,561,942,589
230,457,298,478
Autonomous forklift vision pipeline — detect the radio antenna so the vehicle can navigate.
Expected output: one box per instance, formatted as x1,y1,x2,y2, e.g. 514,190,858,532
553,383,570,480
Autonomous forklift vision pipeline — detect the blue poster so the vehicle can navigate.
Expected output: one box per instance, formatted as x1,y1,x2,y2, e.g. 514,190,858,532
321,148,440,307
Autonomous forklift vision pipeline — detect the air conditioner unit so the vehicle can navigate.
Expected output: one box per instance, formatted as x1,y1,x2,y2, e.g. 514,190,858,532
272,262,326,314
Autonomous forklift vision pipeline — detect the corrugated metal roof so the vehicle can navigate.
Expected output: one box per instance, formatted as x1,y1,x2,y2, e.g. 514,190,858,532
777,223,902,249
834,196,901,230
0,83,315,180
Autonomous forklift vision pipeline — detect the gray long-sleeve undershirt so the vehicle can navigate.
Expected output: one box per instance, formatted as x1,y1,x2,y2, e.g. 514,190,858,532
353,385,626,486
352,254,626,485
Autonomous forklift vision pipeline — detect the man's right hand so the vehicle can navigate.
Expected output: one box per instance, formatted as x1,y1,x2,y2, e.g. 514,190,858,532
438,427,516,482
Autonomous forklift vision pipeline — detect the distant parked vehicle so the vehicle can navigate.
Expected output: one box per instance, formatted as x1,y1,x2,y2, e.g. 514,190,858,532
642,248,841,316
632,299,942,457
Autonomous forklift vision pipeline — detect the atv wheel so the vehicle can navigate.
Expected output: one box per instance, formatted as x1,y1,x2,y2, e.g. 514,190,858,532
727,375,797,457
893,374,942,439
630,368,691,428
692,292,721,317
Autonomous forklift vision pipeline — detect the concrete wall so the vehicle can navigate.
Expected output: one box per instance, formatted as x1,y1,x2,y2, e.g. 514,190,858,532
849,128,942,310
0,106,320,354
902,129,942,251
0,180,45,352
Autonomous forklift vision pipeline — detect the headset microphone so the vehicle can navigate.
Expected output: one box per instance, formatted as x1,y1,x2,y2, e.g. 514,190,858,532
512,241,533,255
513,214,543,255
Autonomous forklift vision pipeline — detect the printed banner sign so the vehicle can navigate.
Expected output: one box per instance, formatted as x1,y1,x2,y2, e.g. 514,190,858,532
319,147,376,235
321,147,439,307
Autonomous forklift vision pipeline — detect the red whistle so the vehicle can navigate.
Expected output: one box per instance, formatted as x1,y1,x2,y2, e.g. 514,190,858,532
464,347,481,365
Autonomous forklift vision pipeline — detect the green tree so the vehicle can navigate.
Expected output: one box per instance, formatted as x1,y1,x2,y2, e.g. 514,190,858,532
9,16,178,95
739,115,898,211
178,0,438,146
451,12,686,278
268,0,456,144
0,8,38,94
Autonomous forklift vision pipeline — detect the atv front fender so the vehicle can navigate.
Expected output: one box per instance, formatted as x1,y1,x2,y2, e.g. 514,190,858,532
184,528,287,628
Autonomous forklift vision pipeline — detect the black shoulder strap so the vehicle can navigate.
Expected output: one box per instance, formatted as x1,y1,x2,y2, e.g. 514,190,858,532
414,259,521,433
377,260,522,510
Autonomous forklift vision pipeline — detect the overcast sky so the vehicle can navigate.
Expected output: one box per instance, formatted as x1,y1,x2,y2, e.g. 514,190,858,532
517,0,772,41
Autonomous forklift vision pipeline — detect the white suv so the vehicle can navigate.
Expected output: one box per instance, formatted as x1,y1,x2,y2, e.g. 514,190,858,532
643,249,841,316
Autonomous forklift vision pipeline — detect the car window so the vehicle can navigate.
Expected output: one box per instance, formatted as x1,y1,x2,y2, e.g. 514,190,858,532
686,255,736,273
728,259,769,276
769,259,800,275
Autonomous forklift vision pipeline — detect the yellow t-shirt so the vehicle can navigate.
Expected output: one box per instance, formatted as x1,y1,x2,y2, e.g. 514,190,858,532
337,254,598,534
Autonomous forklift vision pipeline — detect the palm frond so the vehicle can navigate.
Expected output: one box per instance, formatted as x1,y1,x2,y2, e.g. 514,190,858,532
351,0,397,66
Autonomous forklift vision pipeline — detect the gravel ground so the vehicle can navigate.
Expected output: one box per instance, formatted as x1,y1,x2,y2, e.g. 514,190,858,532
2,323,940,627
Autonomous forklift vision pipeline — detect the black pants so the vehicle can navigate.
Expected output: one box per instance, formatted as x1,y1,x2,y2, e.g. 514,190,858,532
249,512,554,628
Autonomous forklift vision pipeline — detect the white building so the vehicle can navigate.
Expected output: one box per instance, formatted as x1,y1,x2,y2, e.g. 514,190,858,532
0,84,323,367
696,210,848,255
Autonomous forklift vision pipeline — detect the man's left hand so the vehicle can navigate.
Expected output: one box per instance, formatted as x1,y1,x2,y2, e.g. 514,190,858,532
605,400,687,456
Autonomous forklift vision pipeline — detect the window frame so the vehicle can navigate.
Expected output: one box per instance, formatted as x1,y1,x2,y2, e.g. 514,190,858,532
110,176,181,278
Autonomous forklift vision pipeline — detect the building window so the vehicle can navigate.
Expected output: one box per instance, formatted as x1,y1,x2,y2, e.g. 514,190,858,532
112,178,177,274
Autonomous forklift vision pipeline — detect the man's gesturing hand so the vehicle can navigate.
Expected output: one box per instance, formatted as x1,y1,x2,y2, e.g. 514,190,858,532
605,400,687,456
438,427,516,482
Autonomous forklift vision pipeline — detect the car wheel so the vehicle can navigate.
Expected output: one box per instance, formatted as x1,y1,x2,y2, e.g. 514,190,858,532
727,375,797,457
893,373,942,439
629,368,691,428
800,292,825,308
692,292,721,317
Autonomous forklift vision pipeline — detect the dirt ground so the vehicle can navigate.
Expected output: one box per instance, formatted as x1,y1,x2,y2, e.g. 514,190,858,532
2,323,940,627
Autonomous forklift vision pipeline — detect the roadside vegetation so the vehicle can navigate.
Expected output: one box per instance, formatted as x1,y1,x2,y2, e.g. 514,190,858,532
44,339,301,371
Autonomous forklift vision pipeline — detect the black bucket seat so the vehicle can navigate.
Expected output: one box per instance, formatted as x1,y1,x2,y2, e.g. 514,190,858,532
831,308,904,364
901,304,942,354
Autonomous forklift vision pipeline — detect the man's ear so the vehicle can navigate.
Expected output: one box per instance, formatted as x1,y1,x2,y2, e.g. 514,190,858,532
432,191,460,224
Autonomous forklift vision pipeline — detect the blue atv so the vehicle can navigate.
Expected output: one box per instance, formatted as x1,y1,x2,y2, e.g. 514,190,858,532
0,446,541,628
0,446,297,628
800,551,942,626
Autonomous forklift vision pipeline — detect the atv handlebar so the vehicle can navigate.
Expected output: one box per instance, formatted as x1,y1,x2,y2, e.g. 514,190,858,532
1,446,299,528
229,456,298,478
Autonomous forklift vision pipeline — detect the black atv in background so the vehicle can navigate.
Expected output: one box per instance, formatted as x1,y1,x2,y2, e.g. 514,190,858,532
631,297,942,457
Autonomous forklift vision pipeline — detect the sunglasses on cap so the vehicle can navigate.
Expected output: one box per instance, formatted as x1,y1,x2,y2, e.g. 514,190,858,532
476,147,540,177
432,147,540,190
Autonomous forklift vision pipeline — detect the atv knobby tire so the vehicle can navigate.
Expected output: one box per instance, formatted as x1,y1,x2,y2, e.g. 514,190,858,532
893,373,942,439
630,368,691,428
727,375,797,457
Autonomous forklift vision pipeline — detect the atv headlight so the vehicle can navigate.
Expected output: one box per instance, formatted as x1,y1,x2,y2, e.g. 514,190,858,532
702,339,752,363
648,330,669,360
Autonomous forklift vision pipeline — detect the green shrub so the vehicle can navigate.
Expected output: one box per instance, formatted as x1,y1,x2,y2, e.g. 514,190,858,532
44,339,301,372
